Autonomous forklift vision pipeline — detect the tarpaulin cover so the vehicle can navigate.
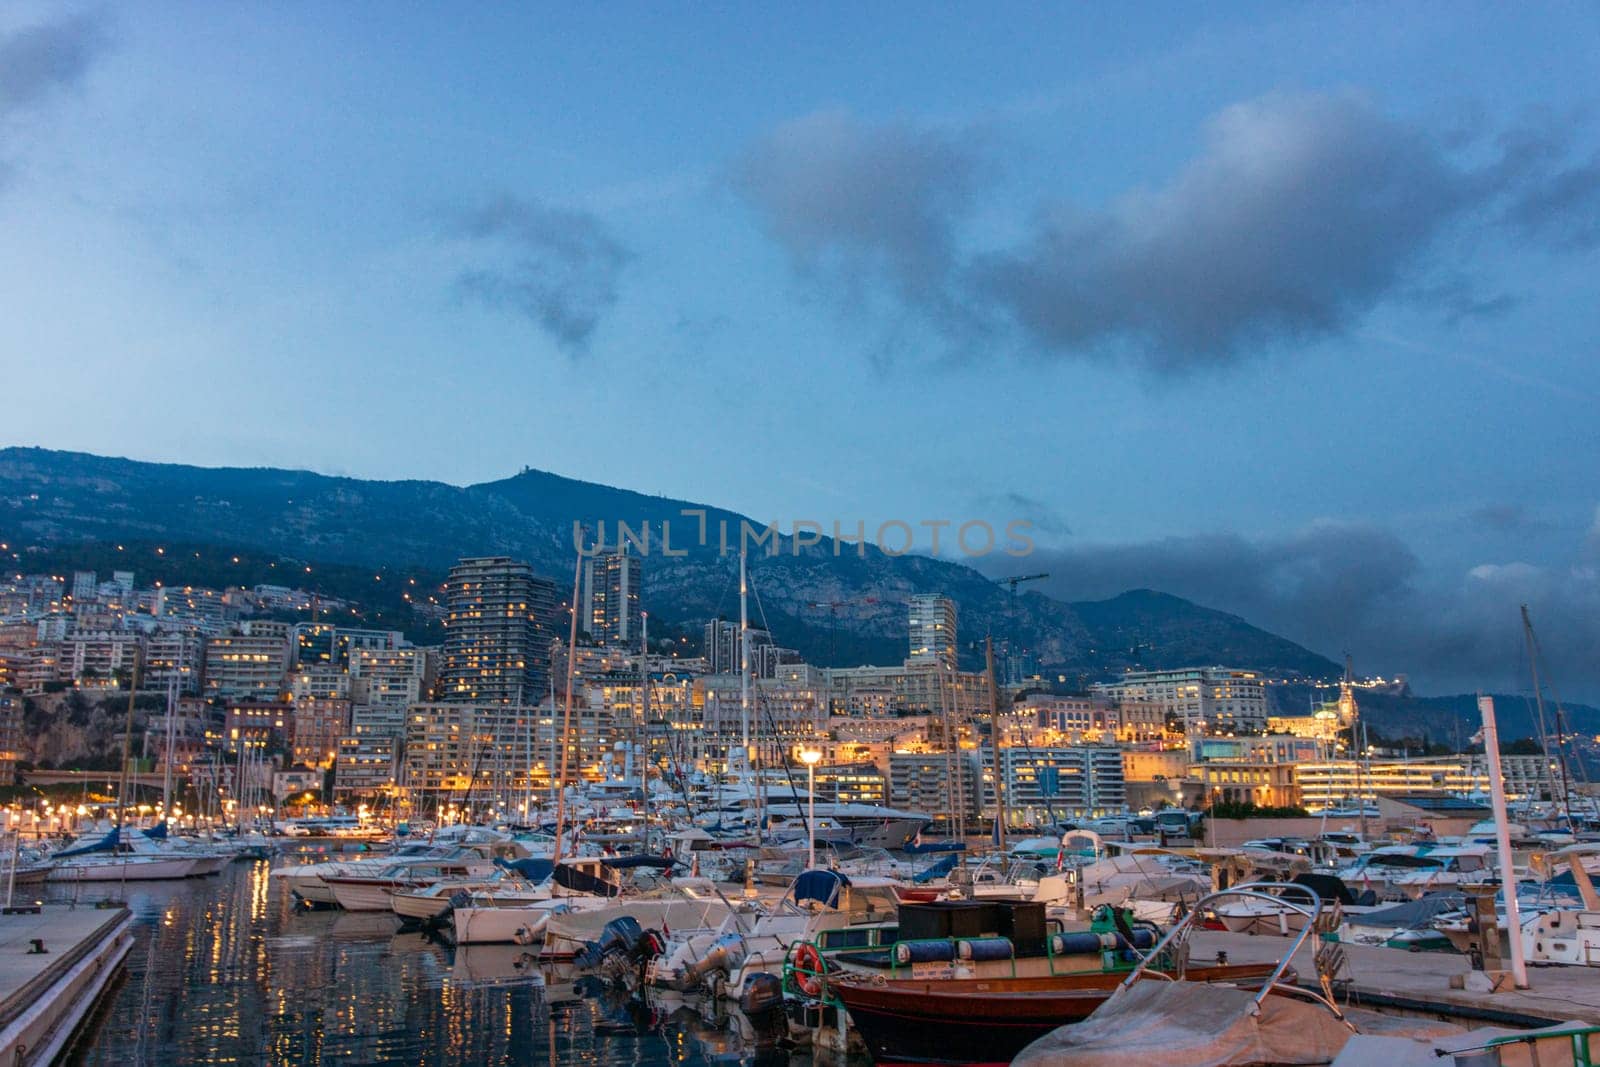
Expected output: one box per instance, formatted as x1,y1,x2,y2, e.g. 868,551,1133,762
495,857,555,882
553,863,619,897
894,940,956,964
1342,891,1465,930
791,869,849,907
1012,982,1361,1066
912,854,959,883
55,827,121,857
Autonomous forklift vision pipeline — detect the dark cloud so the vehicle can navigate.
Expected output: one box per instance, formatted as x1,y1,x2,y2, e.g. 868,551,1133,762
732,109,980,315
0,11,108,117
982,518,1600,699
452,195,630,354
975,491,1070,537
1467,503,1553,535
1503,152,1600,250
973,93,1490,369
737,92,1599,374
1008,520,1419,644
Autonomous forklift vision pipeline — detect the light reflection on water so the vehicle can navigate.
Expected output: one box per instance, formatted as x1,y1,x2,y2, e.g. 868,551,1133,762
56,855,812,1066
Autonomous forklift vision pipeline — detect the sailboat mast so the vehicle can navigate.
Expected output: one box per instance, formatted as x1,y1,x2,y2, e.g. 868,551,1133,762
640,611,650,852
117,650,143,828
986,636,1007,850
552,532,586,865
1522,605,1576,827
739,546,750,760
1342,655,1368,839
162,672,176,820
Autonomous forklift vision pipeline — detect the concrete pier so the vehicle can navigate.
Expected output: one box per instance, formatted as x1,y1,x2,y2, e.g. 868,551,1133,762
0,905,134,1065
1190,929,1600,1028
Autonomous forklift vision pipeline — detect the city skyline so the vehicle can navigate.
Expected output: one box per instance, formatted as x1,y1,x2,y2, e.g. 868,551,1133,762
2,6,1597,697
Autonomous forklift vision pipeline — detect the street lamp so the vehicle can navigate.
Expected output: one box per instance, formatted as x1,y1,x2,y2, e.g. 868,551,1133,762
799,749,822,869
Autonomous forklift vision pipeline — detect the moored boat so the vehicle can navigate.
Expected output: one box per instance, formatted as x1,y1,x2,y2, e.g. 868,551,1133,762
828,961,1281,1066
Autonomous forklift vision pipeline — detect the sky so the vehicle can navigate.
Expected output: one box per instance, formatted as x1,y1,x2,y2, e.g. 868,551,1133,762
2,4,1598,698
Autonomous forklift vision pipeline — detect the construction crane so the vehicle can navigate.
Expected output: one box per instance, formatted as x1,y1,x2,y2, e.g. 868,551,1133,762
995,573,1049,595
806,597,878,666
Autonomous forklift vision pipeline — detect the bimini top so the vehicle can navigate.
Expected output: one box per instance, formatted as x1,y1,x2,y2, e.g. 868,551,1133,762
791,869,850,908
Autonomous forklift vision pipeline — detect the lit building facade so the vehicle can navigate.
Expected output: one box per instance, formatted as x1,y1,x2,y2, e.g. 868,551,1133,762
1092,667,1268,732
907,594,958,669
440,557,556,703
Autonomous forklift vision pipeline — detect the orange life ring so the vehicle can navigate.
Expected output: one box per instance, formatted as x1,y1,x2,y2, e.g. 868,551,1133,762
790,942,826,997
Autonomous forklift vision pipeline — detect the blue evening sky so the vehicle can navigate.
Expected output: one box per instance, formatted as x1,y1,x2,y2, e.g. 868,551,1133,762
2,4,1597,693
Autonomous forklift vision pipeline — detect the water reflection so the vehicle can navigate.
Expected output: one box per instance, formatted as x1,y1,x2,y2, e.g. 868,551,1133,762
57,857,823,1066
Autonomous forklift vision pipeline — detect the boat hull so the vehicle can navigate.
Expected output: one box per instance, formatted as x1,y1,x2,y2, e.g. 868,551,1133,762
830,964,1279,1066
48,857,199,881
452,905,554,946
327,879,407,912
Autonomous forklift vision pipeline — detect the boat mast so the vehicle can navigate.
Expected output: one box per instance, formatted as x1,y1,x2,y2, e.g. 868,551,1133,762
985,635,1007,851
1342,655,1368,839
116,648,143,830
739,546,750,762
1521,605,1576,828
162,672,177,822
552,531,586,865
639,610,650,852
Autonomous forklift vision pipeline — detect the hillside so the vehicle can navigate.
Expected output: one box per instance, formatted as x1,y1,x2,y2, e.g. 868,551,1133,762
0,447,1342,680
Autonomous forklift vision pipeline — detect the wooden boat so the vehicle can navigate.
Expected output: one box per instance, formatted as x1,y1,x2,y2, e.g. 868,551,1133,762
829,961,1279,1066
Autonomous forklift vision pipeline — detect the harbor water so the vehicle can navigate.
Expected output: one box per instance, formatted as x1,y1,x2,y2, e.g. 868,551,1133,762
52,852,822,1066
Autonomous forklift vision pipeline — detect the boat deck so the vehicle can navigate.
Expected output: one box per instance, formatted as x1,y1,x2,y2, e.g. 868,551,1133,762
1190,929,1600,1027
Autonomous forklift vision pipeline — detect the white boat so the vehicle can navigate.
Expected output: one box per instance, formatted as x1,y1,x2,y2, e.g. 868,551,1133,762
1522,843,1600,966
47,826,202,882
646,868,901,1000
542,880,736,958
324,854,500,912
451,856,624,945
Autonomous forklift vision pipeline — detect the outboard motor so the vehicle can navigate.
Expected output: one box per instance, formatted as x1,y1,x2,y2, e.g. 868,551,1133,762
574,915,645,970
422,890,472,935
738,972,788,1047
674,931,746,993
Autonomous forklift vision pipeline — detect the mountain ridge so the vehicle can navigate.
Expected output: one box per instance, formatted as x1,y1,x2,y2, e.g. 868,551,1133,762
0,446,1341,679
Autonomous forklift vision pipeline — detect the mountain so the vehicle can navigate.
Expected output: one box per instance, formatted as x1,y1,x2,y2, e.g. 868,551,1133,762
0,447,1341,680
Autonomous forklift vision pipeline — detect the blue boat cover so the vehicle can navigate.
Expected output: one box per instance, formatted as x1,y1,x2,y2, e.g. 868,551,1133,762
791,869,849,907
895,940,957,964
902,840,966,854
495,857,555,882
958,937,1015,961
55,827,121,858
142,821,169,841
912,854,960,884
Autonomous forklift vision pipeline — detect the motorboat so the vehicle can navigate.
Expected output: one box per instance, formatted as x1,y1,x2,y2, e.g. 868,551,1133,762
324,853,507,912
1521,843,1600,967
1012,881,1460,1066
450,855,668,945
646,869,901,999
829,959,1281,1065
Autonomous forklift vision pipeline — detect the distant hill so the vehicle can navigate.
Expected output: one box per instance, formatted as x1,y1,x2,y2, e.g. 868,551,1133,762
0,447,1341,680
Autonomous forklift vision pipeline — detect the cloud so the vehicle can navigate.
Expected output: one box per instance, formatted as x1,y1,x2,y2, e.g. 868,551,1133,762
973,92,1495,369
974,491,1071,538
732,109,981,316
1467,503,1553,535
0,11,110,190
985,518,1600,699
451,195,631,354
738,92,1600,374
1007,520,1420,643
0,11,108,118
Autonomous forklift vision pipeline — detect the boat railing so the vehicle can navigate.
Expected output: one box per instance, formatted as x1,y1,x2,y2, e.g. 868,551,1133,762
1118,881,1352,1026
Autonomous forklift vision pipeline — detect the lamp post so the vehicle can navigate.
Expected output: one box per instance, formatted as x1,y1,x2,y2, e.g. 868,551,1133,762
799,749,822,869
